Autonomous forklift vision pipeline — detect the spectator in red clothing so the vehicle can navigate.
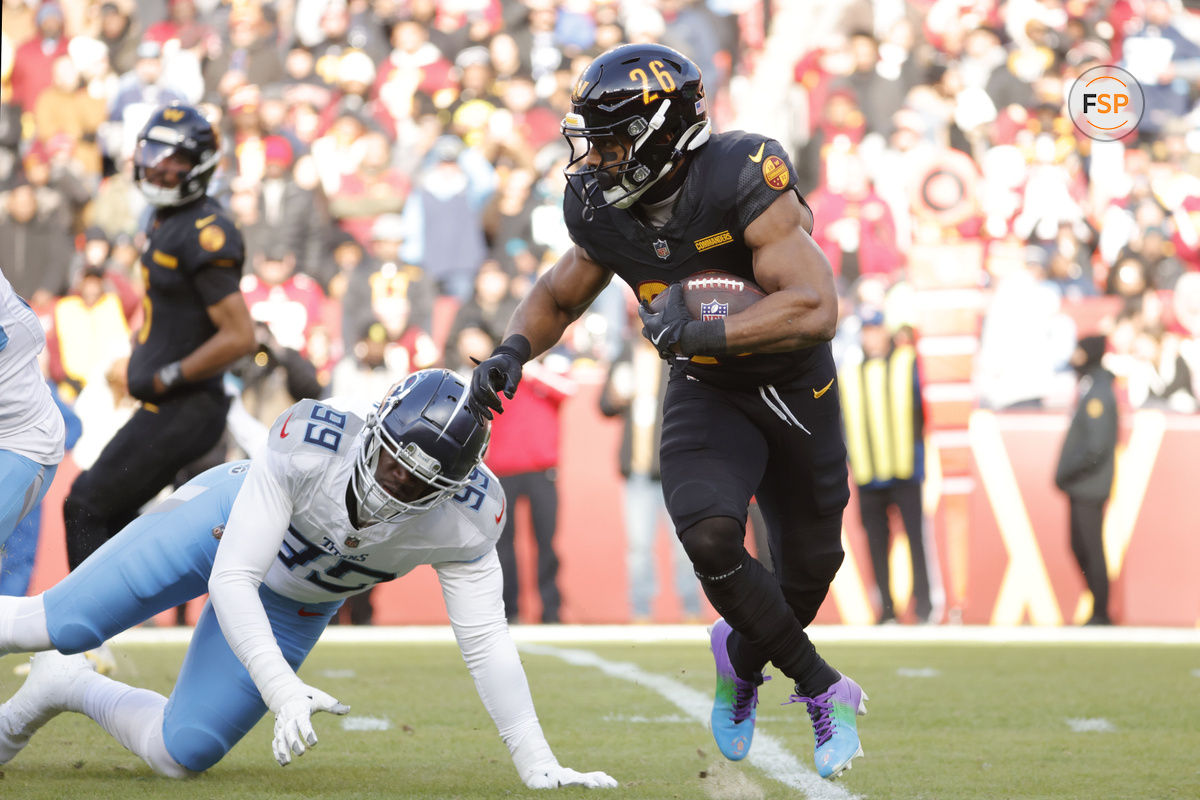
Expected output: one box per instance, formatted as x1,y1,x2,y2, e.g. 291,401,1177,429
143,0,215,55
496,72,561,152
808,147,903,287
1171,194,1200,272
327,129,408,246
10,1,71,113
369,282,438,378
241,242,328,360
477,331,574,624
373,16,454,101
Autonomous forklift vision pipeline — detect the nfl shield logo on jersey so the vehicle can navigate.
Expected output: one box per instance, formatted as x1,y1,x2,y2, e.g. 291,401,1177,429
700,300,729,320
653,239,671,260
344,535,361,548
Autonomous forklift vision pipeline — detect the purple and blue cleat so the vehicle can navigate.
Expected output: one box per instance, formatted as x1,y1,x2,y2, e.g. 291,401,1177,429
788,674,868,779
708,619,768,761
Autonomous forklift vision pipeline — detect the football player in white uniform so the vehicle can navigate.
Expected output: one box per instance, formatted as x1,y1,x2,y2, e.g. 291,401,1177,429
0,269,67,545
0,368,616,789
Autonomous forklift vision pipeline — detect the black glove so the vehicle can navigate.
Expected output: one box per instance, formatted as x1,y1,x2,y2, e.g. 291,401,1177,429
469,335,531,420
639,284,691,358
639,284,728,359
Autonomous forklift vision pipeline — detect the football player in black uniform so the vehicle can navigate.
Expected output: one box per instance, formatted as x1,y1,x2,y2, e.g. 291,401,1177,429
64,103,255,572
469,44,866,779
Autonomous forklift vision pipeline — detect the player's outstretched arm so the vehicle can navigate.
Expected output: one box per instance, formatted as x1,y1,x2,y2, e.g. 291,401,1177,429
435,553,618,789
469,245,612,419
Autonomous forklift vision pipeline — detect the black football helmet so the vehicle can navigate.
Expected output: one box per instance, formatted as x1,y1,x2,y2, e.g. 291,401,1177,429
562,43,710,214
133,103,220,207
351,368,491,524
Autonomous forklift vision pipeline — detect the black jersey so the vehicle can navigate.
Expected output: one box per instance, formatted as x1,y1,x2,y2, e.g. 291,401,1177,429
129,196,245,396
565,130,823,390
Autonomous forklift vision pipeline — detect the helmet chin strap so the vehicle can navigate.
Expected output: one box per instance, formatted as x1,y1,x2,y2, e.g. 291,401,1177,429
608,113,712,210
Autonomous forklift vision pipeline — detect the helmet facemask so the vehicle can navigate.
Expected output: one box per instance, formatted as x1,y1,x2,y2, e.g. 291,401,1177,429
134,126,220,207
349,371,490,526
562,98,710,216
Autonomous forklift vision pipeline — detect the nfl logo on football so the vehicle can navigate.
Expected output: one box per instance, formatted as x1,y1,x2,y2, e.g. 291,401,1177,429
700,300,729,320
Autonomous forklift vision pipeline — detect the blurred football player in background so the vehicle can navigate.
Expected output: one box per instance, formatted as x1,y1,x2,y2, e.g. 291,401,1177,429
0,369,616,789
469,44,866,779
0,270,67,546
63,103,256,571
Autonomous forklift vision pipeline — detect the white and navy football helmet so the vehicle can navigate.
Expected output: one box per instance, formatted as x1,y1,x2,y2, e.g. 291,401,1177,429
351,369,491,524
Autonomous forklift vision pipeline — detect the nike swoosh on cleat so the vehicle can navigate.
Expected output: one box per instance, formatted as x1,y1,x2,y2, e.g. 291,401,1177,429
813,378,835,399
298,608,322,617
195,214,217,228
279,413,293,438
748,143,766,163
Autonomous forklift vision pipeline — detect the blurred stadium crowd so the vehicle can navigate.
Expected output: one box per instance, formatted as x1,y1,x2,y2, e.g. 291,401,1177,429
1,0,1198,484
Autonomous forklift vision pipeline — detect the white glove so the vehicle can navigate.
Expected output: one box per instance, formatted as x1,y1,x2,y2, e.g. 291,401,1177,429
523,764,619,789
271,684,350,766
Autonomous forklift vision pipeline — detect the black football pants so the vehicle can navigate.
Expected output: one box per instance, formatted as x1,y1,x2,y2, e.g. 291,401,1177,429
64,390,230,570
858,480,932,622
1069,497,1109,620
495,470,562,623
659,354,851,694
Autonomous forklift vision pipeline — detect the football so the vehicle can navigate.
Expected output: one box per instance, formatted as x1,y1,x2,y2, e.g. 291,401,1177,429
650,270,767,320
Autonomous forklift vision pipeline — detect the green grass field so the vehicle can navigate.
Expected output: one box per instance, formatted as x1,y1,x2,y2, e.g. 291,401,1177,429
1,632,1198,800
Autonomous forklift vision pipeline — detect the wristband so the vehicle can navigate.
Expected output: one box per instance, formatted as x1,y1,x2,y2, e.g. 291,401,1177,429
679,319,726,357
156,360,186,391
494,334,532,364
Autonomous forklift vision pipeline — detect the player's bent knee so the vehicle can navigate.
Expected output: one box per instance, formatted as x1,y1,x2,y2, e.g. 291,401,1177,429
163,724,232,773
48,619,107,654
680,517,745,576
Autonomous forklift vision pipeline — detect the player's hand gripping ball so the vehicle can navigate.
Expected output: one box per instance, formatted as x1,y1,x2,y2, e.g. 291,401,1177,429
648,270,766,319
641,270,766,358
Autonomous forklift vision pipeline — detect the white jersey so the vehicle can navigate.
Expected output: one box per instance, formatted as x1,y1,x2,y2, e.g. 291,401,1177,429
248,397,505,603
208,397,563,776
0,270,65,465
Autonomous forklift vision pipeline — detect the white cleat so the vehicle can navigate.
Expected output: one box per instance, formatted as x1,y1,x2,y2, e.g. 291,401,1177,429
84,642,117,676
0,651,96,764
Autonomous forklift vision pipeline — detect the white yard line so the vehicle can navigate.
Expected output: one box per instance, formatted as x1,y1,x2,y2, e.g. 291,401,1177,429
111,624,1200,647
519,643,860,800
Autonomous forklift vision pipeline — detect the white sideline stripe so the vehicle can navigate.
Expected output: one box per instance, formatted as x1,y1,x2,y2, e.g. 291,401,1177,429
108,624,1200,647
519,643,858,800
1192,669,1200,678
1065,718,1115,733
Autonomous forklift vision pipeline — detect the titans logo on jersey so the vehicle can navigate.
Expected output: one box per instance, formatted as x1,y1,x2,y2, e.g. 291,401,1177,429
565,130,822,388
